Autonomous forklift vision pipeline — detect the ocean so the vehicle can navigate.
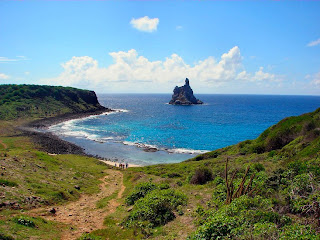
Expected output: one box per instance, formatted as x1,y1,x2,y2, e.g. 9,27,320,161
48,94,320,166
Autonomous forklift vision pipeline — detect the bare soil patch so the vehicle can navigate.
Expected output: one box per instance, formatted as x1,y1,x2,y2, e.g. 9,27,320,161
30,169,125,240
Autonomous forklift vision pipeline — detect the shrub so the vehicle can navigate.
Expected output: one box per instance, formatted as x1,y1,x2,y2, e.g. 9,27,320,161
125,182,157,206
279,224,318,240
124,189,187,228
290,173,313,197
250,143,265,154
165,173,182,178
190,167,213,185
194,155,204,161
253,163,265,172
13,216,36,228
188,196,288,240
79,233,102,240
288,160,308,176
177,205,184,215
268,150,276,157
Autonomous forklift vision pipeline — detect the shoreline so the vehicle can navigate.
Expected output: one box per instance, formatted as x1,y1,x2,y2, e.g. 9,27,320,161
25,108,113,129
18,108,143,168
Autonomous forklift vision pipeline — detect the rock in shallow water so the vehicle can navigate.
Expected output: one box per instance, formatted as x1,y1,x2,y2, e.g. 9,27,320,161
169,78,203,105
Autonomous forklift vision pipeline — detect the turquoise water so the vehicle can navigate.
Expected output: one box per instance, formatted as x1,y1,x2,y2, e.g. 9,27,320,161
48,94,320,165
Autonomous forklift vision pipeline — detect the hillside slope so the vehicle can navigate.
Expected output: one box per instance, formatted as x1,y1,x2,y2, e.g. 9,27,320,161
119,107,320,239
0,84,107,120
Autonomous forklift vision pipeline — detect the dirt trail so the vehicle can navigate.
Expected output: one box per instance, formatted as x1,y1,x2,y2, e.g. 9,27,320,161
0,139,8,149
31,169,125,240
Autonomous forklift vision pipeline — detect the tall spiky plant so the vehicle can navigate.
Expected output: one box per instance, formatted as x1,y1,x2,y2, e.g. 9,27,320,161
225,158,255,204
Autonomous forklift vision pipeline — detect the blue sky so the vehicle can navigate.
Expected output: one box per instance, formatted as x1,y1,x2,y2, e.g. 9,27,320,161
0,1,320,95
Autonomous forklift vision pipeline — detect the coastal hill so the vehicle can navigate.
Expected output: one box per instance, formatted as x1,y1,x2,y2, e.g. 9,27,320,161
133,106,320,239
0,84,107,120
169,78,203,105
0,85,319,239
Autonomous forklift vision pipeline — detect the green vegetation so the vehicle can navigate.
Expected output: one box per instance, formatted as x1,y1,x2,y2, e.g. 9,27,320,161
0,135,108,239
124,183,187,230
79,233,103,240
0,136,107,207
1,85,320,239
13,216,36,228
96,190,119,209
125,181,169,205
0,179,18,187
0,211,63,240
0,84,105,120
123,184,187,237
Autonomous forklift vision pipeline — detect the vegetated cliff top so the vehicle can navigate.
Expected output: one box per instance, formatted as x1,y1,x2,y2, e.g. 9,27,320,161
0,84,107,120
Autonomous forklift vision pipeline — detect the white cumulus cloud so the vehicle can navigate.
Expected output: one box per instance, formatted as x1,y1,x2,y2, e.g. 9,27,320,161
42,46,279,92
310,72,320,87
307,38,320,47
0,73,9,79
130,16,159,32
237,67,280,82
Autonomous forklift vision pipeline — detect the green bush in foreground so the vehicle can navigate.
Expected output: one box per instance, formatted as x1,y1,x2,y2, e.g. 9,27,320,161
124,188,187,228
188,195,319,240
125,181,169,206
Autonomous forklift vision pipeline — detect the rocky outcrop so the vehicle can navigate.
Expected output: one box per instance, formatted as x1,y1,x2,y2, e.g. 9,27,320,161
169,78,203,105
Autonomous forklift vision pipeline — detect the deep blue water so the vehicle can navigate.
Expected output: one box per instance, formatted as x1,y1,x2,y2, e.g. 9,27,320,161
48,94,320,165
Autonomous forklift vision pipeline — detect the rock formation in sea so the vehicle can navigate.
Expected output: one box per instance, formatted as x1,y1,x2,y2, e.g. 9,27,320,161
169,78,203,105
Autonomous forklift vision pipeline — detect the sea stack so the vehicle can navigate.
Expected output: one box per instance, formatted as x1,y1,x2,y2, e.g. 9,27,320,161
169,78,203,105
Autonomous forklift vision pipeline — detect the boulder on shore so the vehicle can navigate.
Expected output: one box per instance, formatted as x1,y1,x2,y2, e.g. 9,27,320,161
169,78,203,105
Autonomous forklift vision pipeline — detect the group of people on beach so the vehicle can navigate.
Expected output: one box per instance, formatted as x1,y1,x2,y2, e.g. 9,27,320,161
115,162,128,169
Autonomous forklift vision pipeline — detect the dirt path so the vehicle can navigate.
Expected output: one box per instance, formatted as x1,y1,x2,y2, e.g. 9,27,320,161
31,169,125,240
0,139,8,149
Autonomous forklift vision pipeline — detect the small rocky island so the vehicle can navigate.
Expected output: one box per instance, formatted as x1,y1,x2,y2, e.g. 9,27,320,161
169,78,203,105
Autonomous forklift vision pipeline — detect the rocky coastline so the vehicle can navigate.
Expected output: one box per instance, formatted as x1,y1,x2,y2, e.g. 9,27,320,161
19,108,113,156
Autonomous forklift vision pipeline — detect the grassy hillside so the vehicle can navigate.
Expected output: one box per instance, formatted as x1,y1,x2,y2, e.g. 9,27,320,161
108,107,320,239
0,135,109,239
0,84,106,120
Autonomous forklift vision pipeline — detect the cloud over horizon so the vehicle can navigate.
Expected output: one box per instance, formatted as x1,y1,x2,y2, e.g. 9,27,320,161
0,73,9,79
310,72,320,87
42,47,281,92
130,16,159,32
236,67,280,83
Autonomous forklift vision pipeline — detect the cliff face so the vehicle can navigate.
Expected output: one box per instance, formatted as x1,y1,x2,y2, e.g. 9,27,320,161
0,85,107,120
169,78,203,105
